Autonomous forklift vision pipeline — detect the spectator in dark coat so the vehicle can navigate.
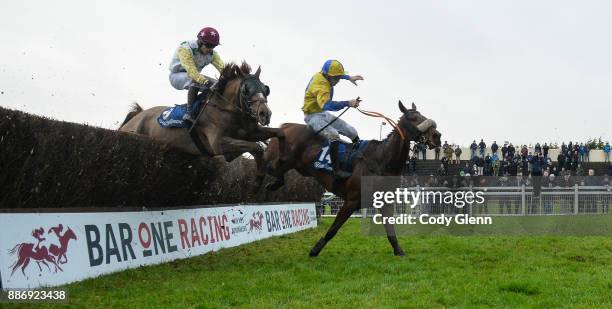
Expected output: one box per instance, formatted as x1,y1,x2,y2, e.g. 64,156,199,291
478,139,486,157
434,145,440,160
484,154,492,176
470,141,478,159
463,162,472,175
500,157,509,176
531,153,544,176
441,156,449,172
421,142,427,160
491,141,499,156
557,152,565,169
508,143,516,159
410,154,417,174
501,143,508,158
454,146,462,164
534,143,541,155
604,142,610,163
476,155,485,176
437,163,447,176
542,143,549,158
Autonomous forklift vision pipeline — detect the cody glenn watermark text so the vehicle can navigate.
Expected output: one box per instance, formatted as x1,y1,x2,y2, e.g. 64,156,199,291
370,188,492,226
372,213,492,226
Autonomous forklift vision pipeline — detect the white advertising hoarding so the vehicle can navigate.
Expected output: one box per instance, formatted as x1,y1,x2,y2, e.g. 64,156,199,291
0,203,317,289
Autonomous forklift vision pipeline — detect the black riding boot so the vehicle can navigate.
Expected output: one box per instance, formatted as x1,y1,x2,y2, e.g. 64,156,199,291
184,86,200,123
330,140,351,180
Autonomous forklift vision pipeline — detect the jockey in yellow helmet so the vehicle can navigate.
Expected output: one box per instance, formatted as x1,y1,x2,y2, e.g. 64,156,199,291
302,60,364,179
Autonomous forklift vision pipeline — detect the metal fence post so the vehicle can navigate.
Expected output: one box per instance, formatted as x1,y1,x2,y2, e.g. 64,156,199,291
521,185,526,216
574,184,579,214
469,185,473,216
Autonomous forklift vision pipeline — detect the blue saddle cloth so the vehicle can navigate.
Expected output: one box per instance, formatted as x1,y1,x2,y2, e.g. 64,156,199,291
313,139,370,173
157,99,204,128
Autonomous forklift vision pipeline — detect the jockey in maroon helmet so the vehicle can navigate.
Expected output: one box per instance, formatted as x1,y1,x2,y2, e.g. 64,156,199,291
169,27,224,121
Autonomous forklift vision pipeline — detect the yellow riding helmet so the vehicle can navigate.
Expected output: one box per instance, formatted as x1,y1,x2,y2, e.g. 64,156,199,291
321,60,346,77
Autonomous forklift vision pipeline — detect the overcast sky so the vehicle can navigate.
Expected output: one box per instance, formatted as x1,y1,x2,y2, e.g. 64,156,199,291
1,0,610,146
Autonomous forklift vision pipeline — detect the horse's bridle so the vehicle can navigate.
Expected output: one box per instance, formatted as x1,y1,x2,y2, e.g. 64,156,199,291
207,75,270,124
238,75,270,122
186,75,271,155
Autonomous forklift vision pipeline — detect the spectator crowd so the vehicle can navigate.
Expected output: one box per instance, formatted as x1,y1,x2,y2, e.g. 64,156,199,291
405,139,612,189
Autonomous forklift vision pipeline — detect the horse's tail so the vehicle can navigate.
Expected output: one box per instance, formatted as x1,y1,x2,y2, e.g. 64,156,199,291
8,243,22,256
119,102,144,129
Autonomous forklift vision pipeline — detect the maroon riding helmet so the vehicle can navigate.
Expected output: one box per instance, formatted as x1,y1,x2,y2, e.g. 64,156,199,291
197,27,220,46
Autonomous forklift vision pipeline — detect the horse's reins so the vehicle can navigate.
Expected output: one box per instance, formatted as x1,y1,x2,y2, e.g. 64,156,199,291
312,97,406,141
356,107,406,140
187,76,269,133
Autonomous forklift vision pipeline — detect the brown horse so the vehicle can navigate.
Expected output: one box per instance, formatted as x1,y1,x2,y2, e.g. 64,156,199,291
119,62,285,188
9,243,62,276
259,101,441,256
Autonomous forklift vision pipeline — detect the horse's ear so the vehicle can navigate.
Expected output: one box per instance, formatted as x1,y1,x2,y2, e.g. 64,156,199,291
411,102,417,110
235,66,245,78
264,85,270,96
399,100,408,114
255,66,261,79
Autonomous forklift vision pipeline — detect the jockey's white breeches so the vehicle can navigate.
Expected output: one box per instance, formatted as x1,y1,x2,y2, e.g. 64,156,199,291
169,72,217,90
304,111,358,142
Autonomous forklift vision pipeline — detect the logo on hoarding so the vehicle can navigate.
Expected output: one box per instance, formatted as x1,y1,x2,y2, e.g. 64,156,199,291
247,211,264,233
8,224,77,277
228,208,247,235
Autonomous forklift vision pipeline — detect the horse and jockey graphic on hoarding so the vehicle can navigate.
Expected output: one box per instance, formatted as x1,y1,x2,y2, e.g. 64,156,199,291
248,212,264,233
8,224,77,277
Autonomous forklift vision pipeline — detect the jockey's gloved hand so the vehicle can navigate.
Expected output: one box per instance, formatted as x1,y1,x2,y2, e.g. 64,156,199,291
348,75,364,86
348,98,360,108
203,79,216,90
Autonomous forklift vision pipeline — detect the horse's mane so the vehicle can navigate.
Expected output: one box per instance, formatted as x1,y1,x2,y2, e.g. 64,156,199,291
217,61,252,93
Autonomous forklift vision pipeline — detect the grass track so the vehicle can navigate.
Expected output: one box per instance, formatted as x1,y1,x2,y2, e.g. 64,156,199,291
12,218,612,308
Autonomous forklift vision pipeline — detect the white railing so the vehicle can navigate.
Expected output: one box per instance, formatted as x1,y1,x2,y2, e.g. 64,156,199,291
317,186,611,217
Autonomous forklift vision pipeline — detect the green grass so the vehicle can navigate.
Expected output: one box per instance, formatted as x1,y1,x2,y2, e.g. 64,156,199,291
365,214,612,236
12,218,612,308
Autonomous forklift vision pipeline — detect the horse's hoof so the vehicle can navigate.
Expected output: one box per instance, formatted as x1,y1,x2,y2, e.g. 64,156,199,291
309,239,326,257
265,181,284,191
394,250,406,257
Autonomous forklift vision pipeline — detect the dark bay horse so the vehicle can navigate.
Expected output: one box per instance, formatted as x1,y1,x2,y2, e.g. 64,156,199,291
260,101,441,256
119,62,285,188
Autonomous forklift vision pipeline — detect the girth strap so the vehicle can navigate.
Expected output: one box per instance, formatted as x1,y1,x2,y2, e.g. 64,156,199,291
185,120,212,156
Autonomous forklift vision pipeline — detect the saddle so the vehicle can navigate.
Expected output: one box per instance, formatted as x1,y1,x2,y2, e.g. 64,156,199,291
313,139,369,175
156,92,210,129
